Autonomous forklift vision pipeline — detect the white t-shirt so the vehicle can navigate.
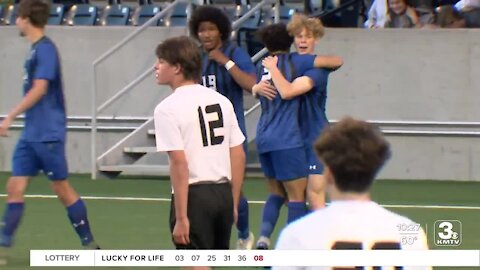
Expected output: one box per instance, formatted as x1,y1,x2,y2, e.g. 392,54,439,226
154,84,245,185
274,201,430,270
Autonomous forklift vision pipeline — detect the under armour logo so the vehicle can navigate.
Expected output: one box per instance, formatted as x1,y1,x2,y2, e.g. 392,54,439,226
73,220,86,228
309,165,317,170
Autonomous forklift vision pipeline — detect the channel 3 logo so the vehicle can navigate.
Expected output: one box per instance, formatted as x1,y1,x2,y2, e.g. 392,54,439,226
434,220,462,246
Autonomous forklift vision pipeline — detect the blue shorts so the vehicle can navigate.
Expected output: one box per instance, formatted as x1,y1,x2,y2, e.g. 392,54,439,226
12,140,68,181
305,145,324,175
259,147,308,181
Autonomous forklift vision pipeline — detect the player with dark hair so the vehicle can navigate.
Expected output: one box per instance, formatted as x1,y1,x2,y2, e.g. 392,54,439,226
189,5,256,250
253,23,342,249
0,0,99,265
154,36,245,270
273,117,430,270
259,13,338,210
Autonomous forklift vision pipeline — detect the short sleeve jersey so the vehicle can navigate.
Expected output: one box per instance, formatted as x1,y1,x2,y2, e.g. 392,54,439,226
22,36,66,142
274,201,431,270
154,84,245,185
201,42,256,137
300,68,331,147
256,53,315,153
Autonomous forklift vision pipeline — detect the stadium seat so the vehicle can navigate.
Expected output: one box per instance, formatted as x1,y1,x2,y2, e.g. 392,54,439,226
48,4,65,25
0,5,4,25
131,4,161,26
67,4,98,25
53,0,89,11
4,4,18,25
158,2,193,27
102,4,131,26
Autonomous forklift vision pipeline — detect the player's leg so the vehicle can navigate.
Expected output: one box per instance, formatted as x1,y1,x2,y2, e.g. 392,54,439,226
170,184,216,270
236,141,253,249
274,147,309,223
307,174,326,210
257,152,286,249
35,141,98,248
214,182,234,250
305,146,327,210
236,191,254,249
1,140,38,248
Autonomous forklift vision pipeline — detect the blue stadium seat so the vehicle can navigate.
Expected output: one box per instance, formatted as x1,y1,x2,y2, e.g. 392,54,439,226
4,4,18,25
102,4,131,26
48,4,65,25
158,2,192,27
0,5,4,25
68,4,98,25
132,4,161,26
53,0,89,11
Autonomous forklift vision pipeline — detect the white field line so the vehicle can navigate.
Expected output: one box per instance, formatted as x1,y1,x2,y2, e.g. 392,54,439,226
0,194,479,210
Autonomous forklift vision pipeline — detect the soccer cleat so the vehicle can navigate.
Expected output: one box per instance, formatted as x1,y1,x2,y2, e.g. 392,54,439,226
0,234,12,248
83,241,101,250
256,236,270,250
0,246,8,266
236,231,255,250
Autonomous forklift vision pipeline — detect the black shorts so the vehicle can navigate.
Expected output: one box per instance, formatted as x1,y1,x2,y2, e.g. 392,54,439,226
170,182,233,249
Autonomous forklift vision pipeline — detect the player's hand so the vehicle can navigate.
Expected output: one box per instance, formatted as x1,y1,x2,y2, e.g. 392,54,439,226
172,218,190,245
262,56,278,70
0,117,12,137
233,207,238,225
208,49,229,65
253,80,276,100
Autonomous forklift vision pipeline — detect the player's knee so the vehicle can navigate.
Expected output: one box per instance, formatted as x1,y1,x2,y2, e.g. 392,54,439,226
5,177,28,198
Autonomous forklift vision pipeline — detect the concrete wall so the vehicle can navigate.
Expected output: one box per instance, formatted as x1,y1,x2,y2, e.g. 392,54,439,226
0,27,479,180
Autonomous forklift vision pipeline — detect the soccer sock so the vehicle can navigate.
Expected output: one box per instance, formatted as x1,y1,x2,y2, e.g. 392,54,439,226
287,201,308,224
259,194,284,238
236,195,250,239
66,199,94,246
1,202,24,246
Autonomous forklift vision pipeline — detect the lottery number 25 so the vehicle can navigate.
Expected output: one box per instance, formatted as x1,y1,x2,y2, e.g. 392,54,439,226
332,241,402,270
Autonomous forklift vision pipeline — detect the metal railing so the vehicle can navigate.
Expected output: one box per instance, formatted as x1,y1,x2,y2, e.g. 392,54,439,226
90,0,282,179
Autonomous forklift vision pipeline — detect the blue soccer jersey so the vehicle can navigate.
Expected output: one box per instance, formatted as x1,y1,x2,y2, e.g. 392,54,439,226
300,68,331,146
256,53,316,154
201,42,256,138
22,36,66,142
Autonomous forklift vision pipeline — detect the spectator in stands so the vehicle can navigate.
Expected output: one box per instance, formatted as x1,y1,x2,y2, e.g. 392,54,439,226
365,0,388,28
366,0,428,27
188,5,256,250
435,4,480,27
384,0,421,28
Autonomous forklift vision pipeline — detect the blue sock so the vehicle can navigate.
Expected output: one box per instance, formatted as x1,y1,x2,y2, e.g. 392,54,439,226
1,202,24,247
66,199,94,246
236,195,250,239
259,194,284,238
287,201,308,223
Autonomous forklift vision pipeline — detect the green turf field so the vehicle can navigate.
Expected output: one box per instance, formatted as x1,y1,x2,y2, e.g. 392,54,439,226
0,172,479,270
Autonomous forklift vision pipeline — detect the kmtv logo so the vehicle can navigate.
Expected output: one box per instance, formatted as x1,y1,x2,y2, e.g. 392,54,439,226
434,220,462,246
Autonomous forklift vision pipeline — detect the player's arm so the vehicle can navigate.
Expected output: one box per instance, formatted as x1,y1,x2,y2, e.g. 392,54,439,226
262,56,315,100
168,150,190,245
209,49,256,92
314,55,343,70
230,144,245,223
0,79,48,136
154,106,190,245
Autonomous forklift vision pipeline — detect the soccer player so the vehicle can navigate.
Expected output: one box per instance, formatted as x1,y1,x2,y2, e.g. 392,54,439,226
153,36,245,268
260,14,339,210
273,117,430,270
253,23,343,249
189,6,256,250
0,0,99,264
